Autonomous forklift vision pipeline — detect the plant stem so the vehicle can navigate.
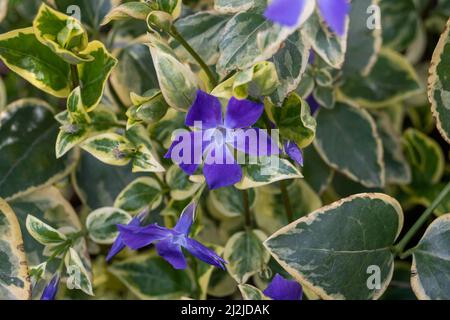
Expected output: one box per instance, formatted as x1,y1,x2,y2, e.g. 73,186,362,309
280,180,294,223
394,180,450,255
168,26,217,87
70,64,80,90
242,190,252,229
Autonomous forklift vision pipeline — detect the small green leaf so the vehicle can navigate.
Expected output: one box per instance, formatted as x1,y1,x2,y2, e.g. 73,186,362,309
86,207,131,244
236,156,303,190
271,93,316,148
339,49,422,108
0,28,71,97
0,198,31,300
428,19,450,144
302,146,334,194
81,133,133,167
264,193,404,300
127,90,169,127
147,35,198,111
302,11,348,69
77,41,118,111
101,2,152,25
114,177,163,214
0,99,77,200
25,215,67,246
33,3,91,64
65,248,93,296
411,214,450,299
108,254,194,299
403,128,444,187
239,284,270,300
207,187,255,219
224,230,270,284
314,102,385,188
165,165,202,201
54,0,116,30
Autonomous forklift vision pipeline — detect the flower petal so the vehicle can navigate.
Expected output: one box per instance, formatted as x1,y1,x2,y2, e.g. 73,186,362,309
156,239,187,270
203,146,242,190
263,274,303,300
184,238,226,269
106,211,148,262
224,97,264,129
165,130,207,175
186,90,223,129
174,202,196,235
118,224,172,250
264,0,307,27
284,141,304,166
306,94,320,115
317,0,350,37
233,128,280,156
40,274,60,300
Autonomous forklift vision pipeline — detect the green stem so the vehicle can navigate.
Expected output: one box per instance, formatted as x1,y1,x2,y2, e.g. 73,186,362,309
394,180,450,255
242,190,252,229
70,64,80,90
168,26,217,87
280,180,294,223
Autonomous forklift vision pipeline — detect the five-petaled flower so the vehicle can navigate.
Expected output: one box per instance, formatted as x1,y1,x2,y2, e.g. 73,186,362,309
264,0,350,36
117,202,226,270
263,274,303,300
165,90,279,190
40,274,60,300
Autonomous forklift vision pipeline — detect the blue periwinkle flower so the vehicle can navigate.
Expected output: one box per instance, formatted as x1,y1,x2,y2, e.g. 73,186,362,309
263,274,303,300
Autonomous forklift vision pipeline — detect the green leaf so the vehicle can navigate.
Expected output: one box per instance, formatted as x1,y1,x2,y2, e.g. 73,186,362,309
0,99,77,200
339,49,422,108
127,90,169,127
270,31,311,105
86,207,131,244
428,19,450,144
271,93,316,148
77,41,118,111
217,12,292,76
10,187,91,298
0,0,7,23
380,0,420,52
33,3,91,64
264,193,404,300
342,0,382,76
239,284,270,300
314,102,385,188
207,187,255,219
214,0,266,13
172,11,230,66
0,198,31,300
73,152,145,210
110,40,160,106
108,254,194,299
224,230,270,284
155,0,182,19
236,156,303,190
114,177,163,214
147,35,198,111
375,114,411,185
25,215,67,246
81,133,133,166
403,128,444,187
101,2,152,25
65,248,93,296
302,11,348,69
165,165,202,201
0,28,71,97
411,214,450,299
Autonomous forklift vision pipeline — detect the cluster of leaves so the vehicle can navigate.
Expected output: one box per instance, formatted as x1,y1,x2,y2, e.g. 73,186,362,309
0,0,450,300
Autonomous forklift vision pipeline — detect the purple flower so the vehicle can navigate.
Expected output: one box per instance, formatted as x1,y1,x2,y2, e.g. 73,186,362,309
307,94,320,115
165,90,279,190
263,274,303,300
284,141,304,166
117,202,226,270
106,210,148,262
264,0,350,37
40,274,60,300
